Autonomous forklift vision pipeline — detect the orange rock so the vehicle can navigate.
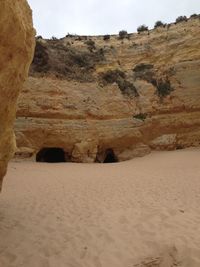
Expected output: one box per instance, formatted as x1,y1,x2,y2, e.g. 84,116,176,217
15,17,200,163
0,0,35,191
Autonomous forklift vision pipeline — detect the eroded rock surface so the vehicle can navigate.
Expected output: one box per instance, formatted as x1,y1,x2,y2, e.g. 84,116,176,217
0,0,35,190
15,17,200,162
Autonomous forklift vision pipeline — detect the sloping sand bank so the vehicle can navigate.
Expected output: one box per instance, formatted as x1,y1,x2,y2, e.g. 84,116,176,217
1,148,200,267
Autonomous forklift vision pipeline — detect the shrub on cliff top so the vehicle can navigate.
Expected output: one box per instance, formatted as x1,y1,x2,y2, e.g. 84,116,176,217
154,21,165,28
175,16,188,23
51,36,58,41
36,35,43,40
103,34,110,41
66,33,75,38
190,14,200,19
119,30,128,39
137,25,148,33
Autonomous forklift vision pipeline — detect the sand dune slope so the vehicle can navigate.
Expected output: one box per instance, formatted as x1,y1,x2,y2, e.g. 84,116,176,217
0,149,200,267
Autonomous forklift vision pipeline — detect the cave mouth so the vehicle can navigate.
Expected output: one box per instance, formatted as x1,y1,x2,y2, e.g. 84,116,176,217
36,148,66,163
103,149,118,163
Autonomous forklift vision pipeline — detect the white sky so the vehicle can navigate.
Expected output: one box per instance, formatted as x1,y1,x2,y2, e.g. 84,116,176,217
27,0,200,38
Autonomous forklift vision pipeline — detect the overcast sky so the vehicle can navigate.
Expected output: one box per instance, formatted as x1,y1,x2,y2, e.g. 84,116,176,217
27,0,200,38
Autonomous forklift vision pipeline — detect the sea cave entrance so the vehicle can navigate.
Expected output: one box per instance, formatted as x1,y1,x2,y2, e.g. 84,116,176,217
103,149,118,163
36,148,66,163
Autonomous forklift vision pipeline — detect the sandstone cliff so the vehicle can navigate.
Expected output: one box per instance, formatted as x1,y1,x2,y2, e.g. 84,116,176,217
15,16,200,162
0,0,35,190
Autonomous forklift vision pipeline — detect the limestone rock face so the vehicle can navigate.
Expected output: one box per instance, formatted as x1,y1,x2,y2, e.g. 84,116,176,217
72,140,98,163
0,0,35,190
15,17,200,163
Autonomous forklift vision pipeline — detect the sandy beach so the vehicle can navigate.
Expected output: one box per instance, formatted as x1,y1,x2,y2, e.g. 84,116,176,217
0,148,200,267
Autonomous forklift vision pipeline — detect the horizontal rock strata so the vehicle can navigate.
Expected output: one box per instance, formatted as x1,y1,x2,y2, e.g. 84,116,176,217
15,17,200,162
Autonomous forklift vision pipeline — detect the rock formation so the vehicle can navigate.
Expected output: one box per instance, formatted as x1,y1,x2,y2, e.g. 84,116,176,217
15,16,200,163
0,0,35,190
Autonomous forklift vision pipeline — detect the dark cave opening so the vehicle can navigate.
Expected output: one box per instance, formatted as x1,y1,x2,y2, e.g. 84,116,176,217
36,148,66,163
103,149,118,163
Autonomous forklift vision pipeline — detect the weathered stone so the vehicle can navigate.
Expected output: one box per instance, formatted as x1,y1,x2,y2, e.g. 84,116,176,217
72,140,98,163
15,17,200,162
117,144,151,161
150,134,177,150
0,0,35,190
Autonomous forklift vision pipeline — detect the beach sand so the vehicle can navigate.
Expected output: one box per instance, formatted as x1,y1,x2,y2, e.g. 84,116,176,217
0,148,200,267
